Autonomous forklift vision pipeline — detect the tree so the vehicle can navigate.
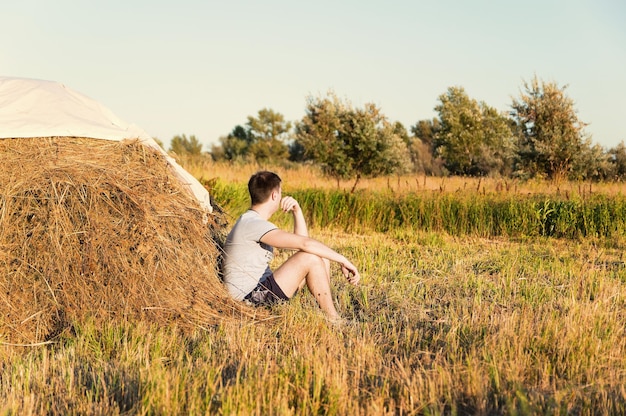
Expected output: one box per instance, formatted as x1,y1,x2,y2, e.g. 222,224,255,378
434,86,514,176
410,118,443,175
510,76,589,180
211,109,291,163
411,118,440,148
246,108,291,163
294,93,350,180
295,92,410,192
169,134,203,156
213,125,252,161
392,121,410,146
477,105,517,177
607,141,626,180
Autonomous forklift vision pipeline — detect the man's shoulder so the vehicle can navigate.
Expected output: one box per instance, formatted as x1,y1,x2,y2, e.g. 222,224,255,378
228,210,277,240
240,209,260,220
237,210,270,227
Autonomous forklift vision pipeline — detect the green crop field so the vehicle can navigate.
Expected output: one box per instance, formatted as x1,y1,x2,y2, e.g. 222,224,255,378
2,164,625,415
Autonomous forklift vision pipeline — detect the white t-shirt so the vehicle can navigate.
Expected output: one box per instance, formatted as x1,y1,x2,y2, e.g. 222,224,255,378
222,210,277,300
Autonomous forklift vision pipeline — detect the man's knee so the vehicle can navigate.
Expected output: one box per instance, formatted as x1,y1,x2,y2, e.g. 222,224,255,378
293,251,326,269
322,257,330,269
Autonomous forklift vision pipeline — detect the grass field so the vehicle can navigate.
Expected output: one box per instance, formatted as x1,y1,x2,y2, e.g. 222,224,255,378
2,162,626,415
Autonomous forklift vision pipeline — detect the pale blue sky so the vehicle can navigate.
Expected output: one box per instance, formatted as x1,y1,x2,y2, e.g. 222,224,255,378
2,0,625,149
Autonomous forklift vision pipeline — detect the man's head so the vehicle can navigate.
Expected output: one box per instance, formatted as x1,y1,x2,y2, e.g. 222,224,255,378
248,171,282,206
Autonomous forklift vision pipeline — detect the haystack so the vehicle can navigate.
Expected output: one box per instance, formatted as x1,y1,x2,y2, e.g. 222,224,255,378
0,78,249,345
0,138,247,345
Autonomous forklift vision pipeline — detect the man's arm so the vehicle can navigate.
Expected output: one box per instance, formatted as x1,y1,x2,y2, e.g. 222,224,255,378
261,229,360,285
280,196,308,237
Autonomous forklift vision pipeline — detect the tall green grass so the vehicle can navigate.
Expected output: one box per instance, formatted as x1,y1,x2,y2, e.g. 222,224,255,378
211,180,626,239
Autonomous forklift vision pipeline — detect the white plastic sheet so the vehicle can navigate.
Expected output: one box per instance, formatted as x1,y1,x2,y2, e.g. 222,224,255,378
0,76,212,213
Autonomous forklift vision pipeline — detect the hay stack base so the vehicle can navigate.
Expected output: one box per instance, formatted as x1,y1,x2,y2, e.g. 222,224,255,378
0,137,243,345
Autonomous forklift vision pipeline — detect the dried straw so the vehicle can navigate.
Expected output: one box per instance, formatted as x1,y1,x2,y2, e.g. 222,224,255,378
0,137,251,345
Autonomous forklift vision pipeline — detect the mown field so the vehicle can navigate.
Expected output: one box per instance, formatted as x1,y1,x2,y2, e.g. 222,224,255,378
2,163,626,415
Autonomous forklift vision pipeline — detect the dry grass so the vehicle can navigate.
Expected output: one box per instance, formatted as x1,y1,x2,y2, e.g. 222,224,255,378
0,137,251,345
197,160,626,198
2,156,625,414
2,228,625,414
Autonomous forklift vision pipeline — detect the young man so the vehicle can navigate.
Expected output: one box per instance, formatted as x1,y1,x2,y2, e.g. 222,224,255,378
222,171,360,320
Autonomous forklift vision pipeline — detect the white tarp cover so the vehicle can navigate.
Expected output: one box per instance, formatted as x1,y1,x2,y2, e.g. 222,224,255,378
0,76,212,212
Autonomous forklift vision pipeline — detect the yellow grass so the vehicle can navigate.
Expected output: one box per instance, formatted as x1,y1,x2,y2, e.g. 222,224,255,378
1,157,625,414
189,160,626,197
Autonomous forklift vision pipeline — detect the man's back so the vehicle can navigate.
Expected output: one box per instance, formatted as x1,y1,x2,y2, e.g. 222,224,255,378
222,210,276,300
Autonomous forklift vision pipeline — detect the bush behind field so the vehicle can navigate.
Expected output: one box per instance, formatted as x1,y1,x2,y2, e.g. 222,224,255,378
212,181,626,239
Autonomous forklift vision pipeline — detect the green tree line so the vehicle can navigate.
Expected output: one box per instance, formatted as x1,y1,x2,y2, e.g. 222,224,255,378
165,75,626,189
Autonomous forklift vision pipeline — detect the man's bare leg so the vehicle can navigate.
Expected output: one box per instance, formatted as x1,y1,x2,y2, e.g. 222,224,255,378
273,252,339,318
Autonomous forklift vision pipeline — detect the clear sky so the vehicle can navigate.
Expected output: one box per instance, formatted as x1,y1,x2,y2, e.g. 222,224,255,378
2,0,625,150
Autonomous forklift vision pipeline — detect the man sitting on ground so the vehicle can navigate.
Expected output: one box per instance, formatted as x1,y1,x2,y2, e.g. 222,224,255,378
222,171,360,321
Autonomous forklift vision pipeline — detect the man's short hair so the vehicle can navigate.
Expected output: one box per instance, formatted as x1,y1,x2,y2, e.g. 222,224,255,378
248,171,282,205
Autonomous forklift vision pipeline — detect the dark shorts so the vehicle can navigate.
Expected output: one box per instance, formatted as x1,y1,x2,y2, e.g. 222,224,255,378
244,273,289,306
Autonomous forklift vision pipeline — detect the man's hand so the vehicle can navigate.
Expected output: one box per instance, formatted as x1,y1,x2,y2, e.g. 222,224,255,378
280,196,300,214
281,196,308,236
341,261,361,286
